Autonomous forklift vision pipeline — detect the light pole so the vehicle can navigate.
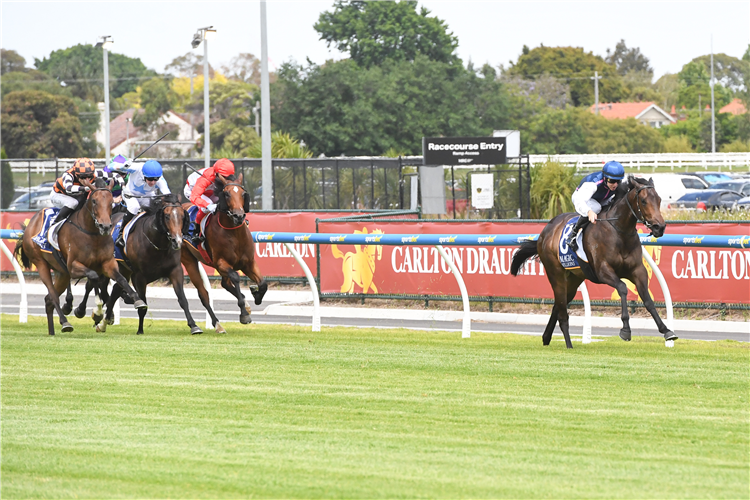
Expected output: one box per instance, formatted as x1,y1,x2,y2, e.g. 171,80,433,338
192,26,216,169
95,35,114,160
261,0,272,210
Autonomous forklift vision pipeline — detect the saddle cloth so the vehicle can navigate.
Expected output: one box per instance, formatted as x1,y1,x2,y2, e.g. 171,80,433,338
558,216,588,270
111,212,146,260
31,208,61,252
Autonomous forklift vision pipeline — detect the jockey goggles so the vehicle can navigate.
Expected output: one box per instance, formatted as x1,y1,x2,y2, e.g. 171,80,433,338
604,177,621,184
144,176,160,181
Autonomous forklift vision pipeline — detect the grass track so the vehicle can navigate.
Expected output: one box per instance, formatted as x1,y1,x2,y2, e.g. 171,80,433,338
2,314,748,499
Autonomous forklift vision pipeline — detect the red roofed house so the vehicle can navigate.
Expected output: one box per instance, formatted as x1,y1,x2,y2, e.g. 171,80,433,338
719,98,747,115
589,101,676,128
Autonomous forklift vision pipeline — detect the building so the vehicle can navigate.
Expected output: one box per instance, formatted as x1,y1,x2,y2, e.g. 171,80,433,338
719,98,747,116
589,102,676,128
95,103,199,159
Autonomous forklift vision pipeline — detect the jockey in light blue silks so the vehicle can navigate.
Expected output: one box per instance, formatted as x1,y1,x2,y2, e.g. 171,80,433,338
565,161,625,251
115,159,171,248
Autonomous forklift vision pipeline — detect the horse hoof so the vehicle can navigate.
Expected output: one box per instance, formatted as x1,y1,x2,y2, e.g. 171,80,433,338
106,318,114,325
663,330,678,341
215,323,226,334
96,322,107,333
239,314,252,325
136,331,144,335
61,322,73,333
122,295,134,305
74,307,85,319
134,300,148,310
190,326,203,335
62,303,72,315
619,329,632,341
253,282,268,305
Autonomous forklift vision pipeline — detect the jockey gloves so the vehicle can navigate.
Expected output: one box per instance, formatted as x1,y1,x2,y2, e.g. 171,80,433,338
214,158,235,177
602,161,625,180
142,160,163,178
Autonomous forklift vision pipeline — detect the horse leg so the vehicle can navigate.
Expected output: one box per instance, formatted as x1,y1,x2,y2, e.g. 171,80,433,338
74,280,92,319
62,283,74,315
631,266,677,341
216,260,250,324
37,263,72,335
542,304,559,346
170,267,202,335
541,265,573,348
97,283,123,332
182,253,224,333
100,259,147,311
132,274,148,335
243,259,267,305
598,267,632,341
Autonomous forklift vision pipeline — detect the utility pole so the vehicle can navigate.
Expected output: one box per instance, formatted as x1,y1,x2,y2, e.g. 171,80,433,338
261,0,273,210
203,35,210,168
710,36,716,153
592,71,600,114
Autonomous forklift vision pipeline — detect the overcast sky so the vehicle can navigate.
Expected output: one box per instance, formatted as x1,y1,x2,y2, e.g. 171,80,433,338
2,1,749,80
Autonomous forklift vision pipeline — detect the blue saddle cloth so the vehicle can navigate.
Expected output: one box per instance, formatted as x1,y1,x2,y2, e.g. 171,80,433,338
111,218,126,261
186,205,200,237
31,208,60,252
558,216,582,269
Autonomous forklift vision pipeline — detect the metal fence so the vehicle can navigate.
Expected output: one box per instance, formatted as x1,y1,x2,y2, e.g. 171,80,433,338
3,156,532,218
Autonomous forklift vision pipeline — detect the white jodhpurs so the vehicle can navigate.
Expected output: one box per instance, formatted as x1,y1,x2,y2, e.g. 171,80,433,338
50,190,79,209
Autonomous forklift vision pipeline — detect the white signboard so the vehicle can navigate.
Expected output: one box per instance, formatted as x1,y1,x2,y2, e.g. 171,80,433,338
471,173,494,209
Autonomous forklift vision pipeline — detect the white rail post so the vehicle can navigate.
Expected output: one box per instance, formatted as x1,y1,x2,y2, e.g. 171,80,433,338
641,247,674,346
577,282,592,344
284,242,321,332
113,287,121,325
197,263,214,330
436,245,471,338
1,240,27,323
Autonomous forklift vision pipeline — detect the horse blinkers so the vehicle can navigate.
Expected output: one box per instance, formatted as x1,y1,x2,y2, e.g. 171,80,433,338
243,192,251,213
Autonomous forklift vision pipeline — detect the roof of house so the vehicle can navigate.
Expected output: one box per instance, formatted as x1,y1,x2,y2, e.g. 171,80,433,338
719,98,746,115
109,108,141,149
589,101,675,123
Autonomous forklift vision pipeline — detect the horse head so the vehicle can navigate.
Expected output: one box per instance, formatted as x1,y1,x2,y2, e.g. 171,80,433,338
629,176,665,238
81,177,114,235
151,194,184,250
216,172,247,227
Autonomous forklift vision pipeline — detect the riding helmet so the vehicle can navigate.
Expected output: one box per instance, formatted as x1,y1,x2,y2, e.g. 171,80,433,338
73,158,96,178
142,160,163,178
214,158,235,177
602,161,625,180
106,154,129,173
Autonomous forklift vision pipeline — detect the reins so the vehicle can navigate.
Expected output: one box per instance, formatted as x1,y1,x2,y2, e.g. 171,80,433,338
600,183,658,233
217,182,247,230
69,187,113,236
142,201,183,251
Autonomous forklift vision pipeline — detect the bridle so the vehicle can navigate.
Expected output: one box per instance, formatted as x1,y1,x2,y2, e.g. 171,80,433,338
144,200,184,251
625,183,658,233
218,182,247,229
70,185,113,236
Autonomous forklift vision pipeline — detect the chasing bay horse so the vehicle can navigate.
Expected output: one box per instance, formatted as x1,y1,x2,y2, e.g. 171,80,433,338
95,194,213,335
510,175,677,348
14,177,146,335
181,172,267,325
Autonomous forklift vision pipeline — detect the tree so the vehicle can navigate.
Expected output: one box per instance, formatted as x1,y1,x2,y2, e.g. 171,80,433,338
315,0,459,68
529,160,578,219
35,44,157,102
677,61,732,110
200,79,260,156
272,56,509,156
165,52,214,79
221,53,262,85
508,46,626,106
1,148,14,209
691,53,750,93
1,90,84,158
133,77,175,130
605,40,653,76
1,48,27,74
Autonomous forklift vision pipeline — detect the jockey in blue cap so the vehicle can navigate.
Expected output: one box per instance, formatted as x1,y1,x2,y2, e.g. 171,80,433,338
566,160,625,251
115,159,171,248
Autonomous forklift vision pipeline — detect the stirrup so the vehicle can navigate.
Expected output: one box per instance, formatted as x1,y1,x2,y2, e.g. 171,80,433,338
568,233,579,251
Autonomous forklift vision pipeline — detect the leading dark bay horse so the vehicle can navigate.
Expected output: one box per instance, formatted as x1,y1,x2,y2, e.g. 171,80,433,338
95,194,211,335
181,172,267,325
14,177,146,335
510,175,677,348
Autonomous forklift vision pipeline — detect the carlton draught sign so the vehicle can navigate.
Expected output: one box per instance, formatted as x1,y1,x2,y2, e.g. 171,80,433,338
422,136,507,165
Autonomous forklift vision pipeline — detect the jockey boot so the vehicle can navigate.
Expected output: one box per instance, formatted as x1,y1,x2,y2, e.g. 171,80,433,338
53,206,75,226
567,217,589,251
115,211,136,249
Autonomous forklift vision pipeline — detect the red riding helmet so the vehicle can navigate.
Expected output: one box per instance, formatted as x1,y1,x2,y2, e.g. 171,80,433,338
73,158,96,178
214,158,235,177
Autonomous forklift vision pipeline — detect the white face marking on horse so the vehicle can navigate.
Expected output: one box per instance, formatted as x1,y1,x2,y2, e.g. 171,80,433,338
233,187,238,193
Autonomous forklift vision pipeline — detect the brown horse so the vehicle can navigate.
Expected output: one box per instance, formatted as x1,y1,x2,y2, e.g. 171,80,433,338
181,172,267,325
14,177,146,335
96,194,211,335
510,175,677,348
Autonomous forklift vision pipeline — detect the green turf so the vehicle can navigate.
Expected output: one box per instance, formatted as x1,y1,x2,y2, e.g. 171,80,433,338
2,315,748,499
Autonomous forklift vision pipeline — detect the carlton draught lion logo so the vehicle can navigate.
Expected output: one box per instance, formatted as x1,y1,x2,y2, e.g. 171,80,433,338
331,227,384,294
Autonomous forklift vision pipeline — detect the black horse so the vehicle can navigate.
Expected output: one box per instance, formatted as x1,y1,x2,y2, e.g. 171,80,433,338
96,194,208,335
511,175,677,348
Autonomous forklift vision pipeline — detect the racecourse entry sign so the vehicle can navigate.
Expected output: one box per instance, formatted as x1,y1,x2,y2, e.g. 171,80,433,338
422,136,507,165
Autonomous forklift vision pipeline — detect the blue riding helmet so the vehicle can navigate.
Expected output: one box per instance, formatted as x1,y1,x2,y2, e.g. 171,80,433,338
142,160,163,178
602,161,625,180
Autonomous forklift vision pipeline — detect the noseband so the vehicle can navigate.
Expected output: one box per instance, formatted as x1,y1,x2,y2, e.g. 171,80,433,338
219,182,247,229
144,201,183,251
626,184,658,233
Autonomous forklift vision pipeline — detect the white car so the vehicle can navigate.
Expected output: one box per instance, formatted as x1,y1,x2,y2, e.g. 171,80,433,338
642,173,708,210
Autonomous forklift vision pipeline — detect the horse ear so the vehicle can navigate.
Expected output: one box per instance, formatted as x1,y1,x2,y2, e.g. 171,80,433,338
108,178,114,190
237,172,244,185
216,173,227,186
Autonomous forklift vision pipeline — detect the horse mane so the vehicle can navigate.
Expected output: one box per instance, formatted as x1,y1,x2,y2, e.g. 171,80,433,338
144,193,180,216
600,174,642,216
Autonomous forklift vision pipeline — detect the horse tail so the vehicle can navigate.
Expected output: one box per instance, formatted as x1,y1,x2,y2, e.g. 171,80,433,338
13,242,30,270
331,245,344,259
510,240,539,276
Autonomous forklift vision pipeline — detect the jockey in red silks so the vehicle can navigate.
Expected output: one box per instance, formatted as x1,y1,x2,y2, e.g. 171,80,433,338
183,158,235,243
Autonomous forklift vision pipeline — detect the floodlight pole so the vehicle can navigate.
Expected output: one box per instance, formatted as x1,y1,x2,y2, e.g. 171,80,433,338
261,0,273,210
710,35,716,153
97,36,114,160
204,36,210,168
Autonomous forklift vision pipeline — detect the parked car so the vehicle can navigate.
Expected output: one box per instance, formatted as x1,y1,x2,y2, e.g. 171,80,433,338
709,180,750,197
7,182,55,211
684,171,734,186
644,173,708,209
736,196,750,211
670,189,744,211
